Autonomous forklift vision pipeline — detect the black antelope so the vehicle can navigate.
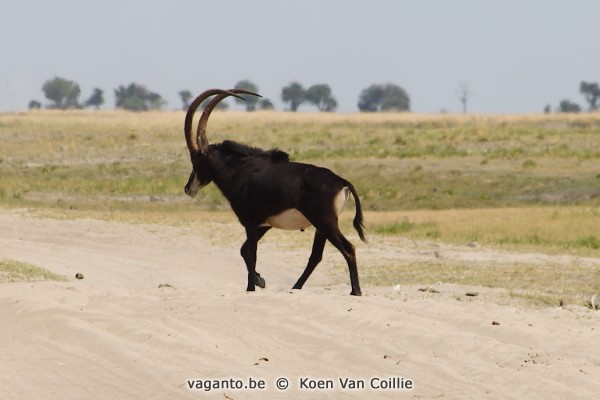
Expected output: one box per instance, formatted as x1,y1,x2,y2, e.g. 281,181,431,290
184,89,366,295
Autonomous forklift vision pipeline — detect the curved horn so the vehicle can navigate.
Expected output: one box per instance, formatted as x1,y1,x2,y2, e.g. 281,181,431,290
196,89,262,153
184,89,237,156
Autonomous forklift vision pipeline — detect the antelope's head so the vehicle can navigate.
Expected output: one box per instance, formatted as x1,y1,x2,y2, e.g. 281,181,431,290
183,88,261,197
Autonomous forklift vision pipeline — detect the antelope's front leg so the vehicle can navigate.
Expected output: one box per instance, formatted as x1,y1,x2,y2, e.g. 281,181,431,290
240,242,257,291
240,227,259,291
240,226,270,291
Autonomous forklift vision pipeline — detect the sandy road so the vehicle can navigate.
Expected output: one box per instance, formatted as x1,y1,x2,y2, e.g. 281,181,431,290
0,209,599,399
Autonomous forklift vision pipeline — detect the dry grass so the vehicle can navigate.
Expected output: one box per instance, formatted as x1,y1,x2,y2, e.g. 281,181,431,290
0,258,67,283
2,111,599,211
2,110,599,252
360,260,600,307
364,206,600,256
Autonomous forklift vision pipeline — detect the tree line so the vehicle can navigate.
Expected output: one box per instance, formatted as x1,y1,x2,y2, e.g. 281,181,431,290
29,76,598,113
29,77,410,113
546,81,600,113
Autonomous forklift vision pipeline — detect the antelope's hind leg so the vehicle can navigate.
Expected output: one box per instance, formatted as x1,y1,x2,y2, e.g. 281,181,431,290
315,222,362,296
293,230,327,290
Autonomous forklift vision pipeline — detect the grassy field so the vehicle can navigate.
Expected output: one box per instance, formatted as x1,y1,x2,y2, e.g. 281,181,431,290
1,110,599,305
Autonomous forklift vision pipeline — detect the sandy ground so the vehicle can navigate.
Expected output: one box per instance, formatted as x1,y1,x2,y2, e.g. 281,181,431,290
1,209,599,399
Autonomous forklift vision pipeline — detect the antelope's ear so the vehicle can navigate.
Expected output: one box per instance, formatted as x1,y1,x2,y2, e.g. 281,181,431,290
270,149,289,162
197,131,209,154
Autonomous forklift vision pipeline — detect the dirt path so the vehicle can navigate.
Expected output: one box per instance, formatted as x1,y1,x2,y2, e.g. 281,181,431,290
0,209,598,399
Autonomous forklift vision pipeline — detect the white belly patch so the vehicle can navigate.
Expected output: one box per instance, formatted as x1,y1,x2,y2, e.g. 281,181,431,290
262,187,350,231
265,209,312,230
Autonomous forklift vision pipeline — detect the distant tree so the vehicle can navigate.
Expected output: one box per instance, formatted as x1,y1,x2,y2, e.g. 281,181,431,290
42,76,81,109
306,84,337,112
179,90,192,110
358,83,410,112
233,80,260,111
580,81,600,111
357,84,384,112
457,82,471,114
543,104,551,114
28,100,42,110
84,88,104,109
114,83,165,111
558,99,581,113
147,92,165,110
258,98,274,110
281,82,306,112
381,84,410,111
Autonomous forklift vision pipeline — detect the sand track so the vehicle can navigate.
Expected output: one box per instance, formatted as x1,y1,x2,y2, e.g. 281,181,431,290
1,209,599,399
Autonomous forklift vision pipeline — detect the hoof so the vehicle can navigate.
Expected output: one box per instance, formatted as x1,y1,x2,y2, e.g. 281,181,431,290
350,290,362,296
255,273,266,289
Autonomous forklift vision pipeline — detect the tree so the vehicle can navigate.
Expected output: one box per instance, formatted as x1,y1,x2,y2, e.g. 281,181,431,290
234,80,260,111
358,83,410,112
580,81,600,111
381,84,410,111
357,84,384,112
281,82,305,112
114,83,165,111
306,84,337,112
457,82,471,114
84,88,104,109
42,76,81,109
147,92,165,110
179,90,192,110
558,99,581,113
28,100,42,110
259,98,274,110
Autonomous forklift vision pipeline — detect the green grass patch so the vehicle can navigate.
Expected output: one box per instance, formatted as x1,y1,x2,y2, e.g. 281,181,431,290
571,235,600,250
0,259,67,283
372,220,417,235
497,234,600,251
371,219,441,239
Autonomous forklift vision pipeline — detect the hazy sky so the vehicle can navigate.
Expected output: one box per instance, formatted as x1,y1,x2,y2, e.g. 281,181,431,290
2,1,599,113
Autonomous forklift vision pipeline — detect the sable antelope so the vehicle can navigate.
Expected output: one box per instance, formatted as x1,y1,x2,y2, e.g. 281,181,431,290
184,89,366,295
